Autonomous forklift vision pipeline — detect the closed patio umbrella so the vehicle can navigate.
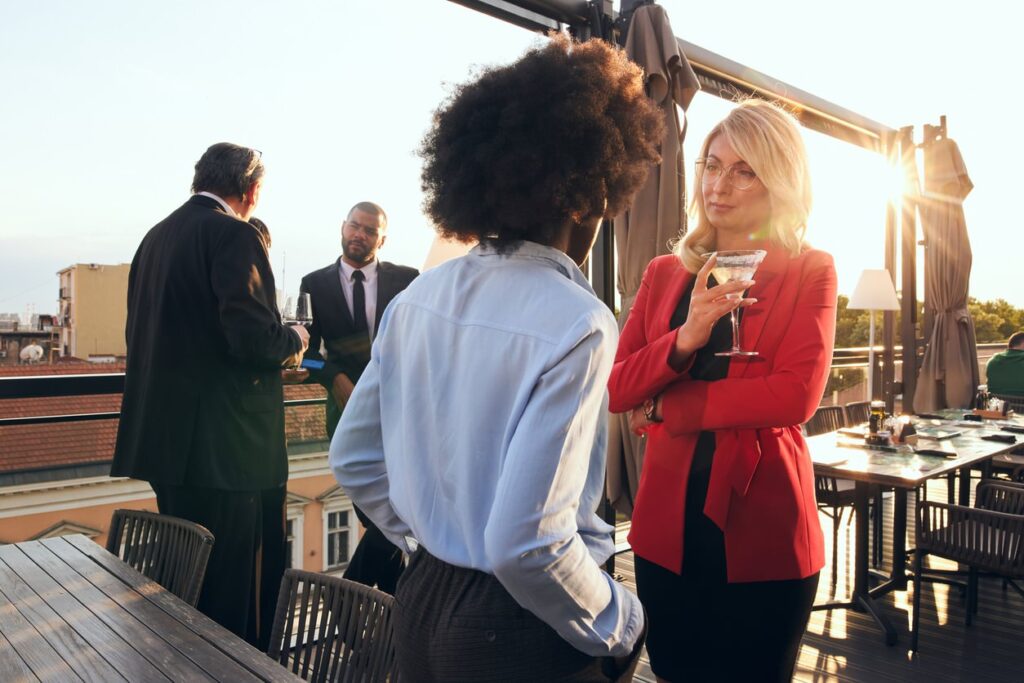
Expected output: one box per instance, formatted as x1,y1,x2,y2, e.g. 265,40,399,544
913,137,979,411
606,3,699,516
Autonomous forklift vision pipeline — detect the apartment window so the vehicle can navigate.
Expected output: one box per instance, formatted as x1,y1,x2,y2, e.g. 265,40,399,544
324,507,355,573
285,515,303,570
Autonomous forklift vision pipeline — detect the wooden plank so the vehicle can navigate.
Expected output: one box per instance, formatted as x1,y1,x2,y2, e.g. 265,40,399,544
40,537,250,682
0,583,79,682
21,538,214,683
0,551,120,682
0,631,42,683
61,535,301,683
0,542,161,682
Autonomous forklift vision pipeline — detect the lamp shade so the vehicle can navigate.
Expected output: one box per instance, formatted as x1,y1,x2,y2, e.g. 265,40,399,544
847,269,900,311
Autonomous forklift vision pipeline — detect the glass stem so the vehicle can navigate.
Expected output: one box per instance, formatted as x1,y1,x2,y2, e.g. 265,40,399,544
730,309,741,352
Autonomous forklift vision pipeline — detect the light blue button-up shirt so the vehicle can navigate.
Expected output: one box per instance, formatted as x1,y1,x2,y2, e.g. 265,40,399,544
329,241,644,657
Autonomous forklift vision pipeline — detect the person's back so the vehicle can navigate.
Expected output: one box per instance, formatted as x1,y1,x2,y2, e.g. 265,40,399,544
117,197,294,487
986,331,1024,396
330,35,663,681
112,142,307,648
372,243,616,569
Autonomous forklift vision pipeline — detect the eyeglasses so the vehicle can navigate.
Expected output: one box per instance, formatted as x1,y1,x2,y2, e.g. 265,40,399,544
344,220,381,239
696,158,760,191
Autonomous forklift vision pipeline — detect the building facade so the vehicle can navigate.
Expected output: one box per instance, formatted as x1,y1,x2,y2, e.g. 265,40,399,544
57,263,130,359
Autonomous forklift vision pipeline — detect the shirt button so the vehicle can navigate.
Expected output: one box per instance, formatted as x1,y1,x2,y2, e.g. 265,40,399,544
485,630,497,643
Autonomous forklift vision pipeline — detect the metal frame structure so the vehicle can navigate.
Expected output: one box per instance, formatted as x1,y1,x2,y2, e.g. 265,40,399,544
449,0,928,412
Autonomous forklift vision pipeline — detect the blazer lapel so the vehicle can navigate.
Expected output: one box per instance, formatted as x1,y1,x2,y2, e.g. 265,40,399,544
319,259,354,331
734,247,789,377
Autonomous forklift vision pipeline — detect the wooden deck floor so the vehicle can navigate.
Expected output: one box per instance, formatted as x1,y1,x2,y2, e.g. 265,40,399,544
613,477,1022,682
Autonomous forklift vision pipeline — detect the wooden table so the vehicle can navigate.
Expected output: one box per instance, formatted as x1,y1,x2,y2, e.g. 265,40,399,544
0,534,300,682
808,413,1023,646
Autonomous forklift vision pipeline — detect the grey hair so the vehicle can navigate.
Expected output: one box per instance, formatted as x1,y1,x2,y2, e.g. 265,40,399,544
191,142,264,199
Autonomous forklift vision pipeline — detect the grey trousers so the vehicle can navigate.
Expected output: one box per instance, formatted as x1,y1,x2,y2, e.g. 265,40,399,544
393,548,644,683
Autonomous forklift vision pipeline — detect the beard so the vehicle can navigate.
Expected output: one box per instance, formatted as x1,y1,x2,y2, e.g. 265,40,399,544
342,238,374,265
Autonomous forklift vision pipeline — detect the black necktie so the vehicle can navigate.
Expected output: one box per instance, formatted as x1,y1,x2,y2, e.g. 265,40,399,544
351,270,368,334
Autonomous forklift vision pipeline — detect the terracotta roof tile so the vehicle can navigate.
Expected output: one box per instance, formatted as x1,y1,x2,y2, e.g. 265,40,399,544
0,374,329,474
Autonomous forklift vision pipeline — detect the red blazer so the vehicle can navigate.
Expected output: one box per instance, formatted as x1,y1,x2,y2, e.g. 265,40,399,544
608,247,836,582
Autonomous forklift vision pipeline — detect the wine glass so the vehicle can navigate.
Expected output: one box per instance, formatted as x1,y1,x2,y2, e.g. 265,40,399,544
710,249,766,357
276,290,292,321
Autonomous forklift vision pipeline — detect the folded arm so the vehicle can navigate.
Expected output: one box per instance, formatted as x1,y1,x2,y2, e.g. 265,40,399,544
661,257,837,434
608,260,690,413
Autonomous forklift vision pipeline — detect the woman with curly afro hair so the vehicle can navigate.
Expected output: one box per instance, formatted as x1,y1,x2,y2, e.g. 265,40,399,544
330,34,662,682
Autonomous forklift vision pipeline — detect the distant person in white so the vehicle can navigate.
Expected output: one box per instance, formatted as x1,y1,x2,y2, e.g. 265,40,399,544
329,35,663,682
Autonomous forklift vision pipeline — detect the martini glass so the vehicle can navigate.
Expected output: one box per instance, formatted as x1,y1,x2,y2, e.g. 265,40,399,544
710,249,766,357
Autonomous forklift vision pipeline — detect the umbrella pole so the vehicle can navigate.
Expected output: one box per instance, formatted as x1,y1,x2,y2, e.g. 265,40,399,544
867,311,876,401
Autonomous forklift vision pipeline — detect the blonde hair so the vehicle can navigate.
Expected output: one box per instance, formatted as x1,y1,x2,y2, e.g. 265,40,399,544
675,99,812,273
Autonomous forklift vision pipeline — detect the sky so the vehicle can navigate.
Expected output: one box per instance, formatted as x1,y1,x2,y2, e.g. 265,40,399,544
1,0,1021,319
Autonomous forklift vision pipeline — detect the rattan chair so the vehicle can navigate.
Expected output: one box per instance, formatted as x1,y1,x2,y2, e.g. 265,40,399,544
806,406,860,596
105,509,214,607
804,405,846,437
268,569,398,682
843,400,871,427
911,481,1024,652
845,400,889,560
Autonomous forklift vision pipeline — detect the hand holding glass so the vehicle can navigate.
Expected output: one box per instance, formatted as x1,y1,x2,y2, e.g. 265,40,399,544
279,292,313,325
280,292,312,372
709,249,766,357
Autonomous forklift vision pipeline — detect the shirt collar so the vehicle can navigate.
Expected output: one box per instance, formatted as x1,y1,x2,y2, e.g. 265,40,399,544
471,241,595,295
339,258,379,282
195,191,237,217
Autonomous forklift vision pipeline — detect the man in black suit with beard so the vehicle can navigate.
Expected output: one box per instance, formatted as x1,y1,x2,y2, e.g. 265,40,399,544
300,202,417,592
112,143,309,649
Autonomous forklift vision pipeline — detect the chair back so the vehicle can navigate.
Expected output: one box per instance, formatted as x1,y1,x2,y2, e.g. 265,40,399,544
844,401,871,427
991,392,1024,414
977,481,1024,515
105,509,214,607
804,405,847,436
268,569,398,682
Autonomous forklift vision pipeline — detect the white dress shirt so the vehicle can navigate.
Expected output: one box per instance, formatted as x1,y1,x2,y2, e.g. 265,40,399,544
338,259,378,339
329,241,644,657
195,191,237,217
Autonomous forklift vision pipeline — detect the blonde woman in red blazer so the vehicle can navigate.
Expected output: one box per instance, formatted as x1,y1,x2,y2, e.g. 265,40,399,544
609,100,837,682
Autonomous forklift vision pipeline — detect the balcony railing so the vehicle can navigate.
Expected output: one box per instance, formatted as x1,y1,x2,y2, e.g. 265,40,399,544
0,373,326,428
1,343,1011,428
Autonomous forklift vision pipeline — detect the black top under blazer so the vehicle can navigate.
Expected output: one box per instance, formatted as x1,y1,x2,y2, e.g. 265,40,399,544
112,195,302,490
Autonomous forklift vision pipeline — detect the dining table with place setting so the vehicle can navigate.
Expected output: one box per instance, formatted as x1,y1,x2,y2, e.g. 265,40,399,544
807,407,1024,645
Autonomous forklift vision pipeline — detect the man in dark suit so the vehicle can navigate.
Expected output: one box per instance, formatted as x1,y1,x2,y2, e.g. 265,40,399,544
112,143,309,649
300,201,417,592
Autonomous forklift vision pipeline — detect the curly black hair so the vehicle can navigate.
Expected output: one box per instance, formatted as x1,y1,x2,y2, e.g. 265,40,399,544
419,34,664,248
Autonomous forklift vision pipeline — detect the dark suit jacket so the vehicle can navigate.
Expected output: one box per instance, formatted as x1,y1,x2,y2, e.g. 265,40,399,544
112,195,302,490
300,259,417,434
